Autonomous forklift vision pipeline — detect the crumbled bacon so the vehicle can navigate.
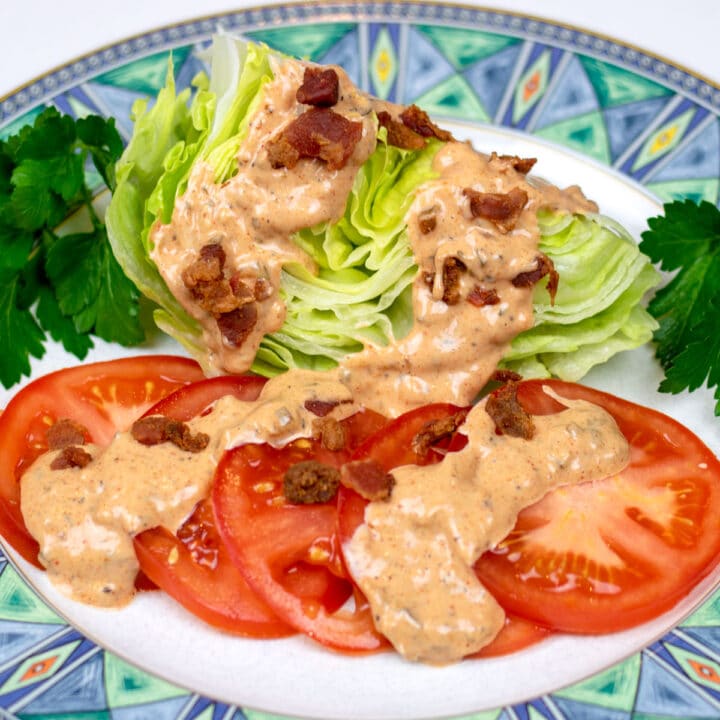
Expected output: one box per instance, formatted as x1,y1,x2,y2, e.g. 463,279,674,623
296,67,340,107
182,243,225,287
46,418,88,450
418,209,437,234
183,243,256,317
267,108,363,170
441,257,466,305
312,417,346,452
50,445,92,470
399,104,453,142
464,186,528,233
340,459,395,501
377,110,426,150
253,277,272,301
305,399,340,417
491,369,523,384
131,416,209,453
467,286,500,307
485,381,535,440
511,253,559,304
181,243,261,348
284,460,340,504
411,409,469,457
491,152,537,174
216,304,258,347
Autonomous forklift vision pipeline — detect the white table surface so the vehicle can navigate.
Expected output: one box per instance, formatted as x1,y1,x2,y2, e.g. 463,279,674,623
1,0,719,99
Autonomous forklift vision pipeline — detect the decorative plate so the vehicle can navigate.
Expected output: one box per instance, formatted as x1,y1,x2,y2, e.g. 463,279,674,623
1,3,720,719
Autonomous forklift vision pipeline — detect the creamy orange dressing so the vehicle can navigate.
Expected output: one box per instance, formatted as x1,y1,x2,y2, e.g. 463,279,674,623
19,53,631,664
343,388,629,663
340,146,596,415
20,371,357,606
150,57,377,374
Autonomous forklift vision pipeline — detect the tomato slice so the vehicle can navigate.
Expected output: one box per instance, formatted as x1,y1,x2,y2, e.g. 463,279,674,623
213,432,388,652
350,402,468,468
135,499,293,637
469,614,551,659
474,379,720,633
337,485,552,658
0,356,205,566
141,373,267,420
133,373,299,636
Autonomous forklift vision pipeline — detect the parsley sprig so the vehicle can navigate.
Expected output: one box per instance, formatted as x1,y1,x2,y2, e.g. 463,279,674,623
0,107,145,388
639,199,720,415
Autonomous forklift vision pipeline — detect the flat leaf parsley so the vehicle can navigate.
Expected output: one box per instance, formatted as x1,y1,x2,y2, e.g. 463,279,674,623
0,107,145,389
640,199,720,415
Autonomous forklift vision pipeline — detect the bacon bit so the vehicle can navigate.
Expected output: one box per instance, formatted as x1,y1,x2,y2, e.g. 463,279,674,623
491,152,537,174
46,418,88,450
228,274,256,303
464,186,528,233
216,304,258,347
131,416,209,453
182,243,225,286
50,445,92,470
340,459,395,501
377,110,426,150
312,416,346,451
296,67,340,107
418,209,437,234
441,257,466,305
284,460,340,504
485,381,535,440
183,243,256,316
399,104,453,142
512,253,559,305
267,108,363,170
253,277,272,301
411,410,469,457
467,286,500,307
491,369,523,384
304,399,340,417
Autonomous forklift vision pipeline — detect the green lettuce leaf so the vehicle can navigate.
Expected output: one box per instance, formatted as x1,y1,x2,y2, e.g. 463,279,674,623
106,35,660,384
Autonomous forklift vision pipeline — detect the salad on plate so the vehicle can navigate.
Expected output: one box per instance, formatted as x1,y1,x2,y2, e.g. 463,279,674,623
0,33,719,672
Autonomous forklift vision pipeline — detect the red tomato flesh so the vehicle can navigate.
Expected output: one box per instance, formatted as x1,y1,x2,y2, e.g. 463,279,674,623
474,379,720,633
134,373,300,636
0,356,205,566
213,433,388,653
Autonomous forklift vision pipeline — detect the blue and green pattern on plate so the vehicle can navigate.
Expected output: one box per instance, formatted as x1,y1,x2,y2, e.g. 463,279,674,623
1,3,720,719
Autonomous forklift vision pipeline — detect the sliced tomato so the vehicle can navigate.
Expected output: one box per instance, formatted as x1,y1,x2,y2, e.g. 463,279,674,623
469,614,551,658
135,372,352,636
213,434,388,652
134,372,300,636
474,379,720,633
351,402,468,468
337,485,552,658
135,499,293,637
141,373,267,420
0,355,205,566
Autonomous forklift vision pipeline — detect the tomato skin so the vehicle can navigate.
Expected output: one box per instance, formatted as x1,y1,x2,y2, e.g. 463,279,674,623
141,374,267,421
0,356,205,566
474,379,720,634
213,435,388,653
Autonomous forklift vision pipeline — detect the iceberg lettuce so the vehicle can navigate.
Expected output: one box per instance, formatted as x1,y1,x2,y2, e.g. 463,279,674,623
107,35,659,383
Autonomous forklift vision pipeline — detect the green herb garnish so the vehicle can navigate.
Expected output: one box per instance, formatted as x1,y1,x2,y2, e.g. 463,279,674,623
640,198,720,415
0,107,144,388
